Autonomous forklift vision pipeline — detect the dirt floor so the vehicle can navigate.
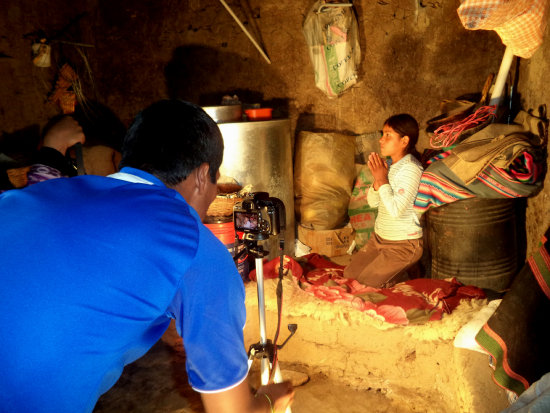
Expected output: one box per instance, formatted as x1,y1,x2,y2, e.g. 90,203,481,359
94,255,512,413
93,321,510,413
94,322,441,413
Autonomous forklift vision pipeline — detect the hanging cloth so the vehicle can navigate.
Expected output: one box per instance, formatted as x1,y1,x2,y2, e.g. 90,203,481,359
457,0,550,59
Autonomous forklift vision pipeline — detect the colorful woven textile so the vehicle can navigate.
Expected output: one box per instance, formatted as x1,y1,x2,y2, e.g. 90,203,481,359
414,161,476,214
424,149,453,165
475,229,550,396
504,152,543,184
414,115,545,214
442,123,535,185
413,152,542,214
250,254,486,326
457,0,550,58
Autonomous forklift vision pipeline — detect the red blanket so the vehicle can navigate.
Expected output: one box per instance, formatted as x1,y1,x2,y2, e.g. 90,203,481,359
250,254,486,325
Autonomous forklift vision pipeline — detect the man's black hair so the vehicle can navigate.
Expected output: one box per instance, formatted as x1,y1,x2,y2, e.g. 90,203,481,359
120,100,223,186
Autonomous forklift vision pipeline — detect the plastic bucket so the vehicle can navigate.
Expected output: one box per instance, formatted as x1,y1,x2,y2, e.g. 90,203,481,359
205,219,249,282
205,220,235,246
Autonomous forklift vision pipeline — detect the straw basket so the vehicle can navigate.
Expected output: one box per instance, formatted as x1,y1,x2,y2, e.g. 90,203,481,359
207,195,243,217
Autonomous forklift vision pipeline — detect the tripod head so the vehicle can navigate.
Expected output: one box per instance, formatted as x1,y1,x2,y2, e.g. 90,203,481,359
248,323,297,362
234,237,270,262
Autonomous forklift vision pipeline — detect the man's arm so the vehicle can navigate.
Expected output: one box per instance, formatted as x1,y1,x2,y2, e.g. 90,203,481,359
201,380,294,413
42,115,85,156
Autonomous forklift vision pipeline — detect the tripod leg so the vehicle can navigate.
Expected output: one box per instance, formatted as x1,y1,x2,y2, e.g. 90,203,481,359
260,356,271,386
267,360,292,413
271,360,284,383
255,256,268,346
256,254,273,387
252,247,292,412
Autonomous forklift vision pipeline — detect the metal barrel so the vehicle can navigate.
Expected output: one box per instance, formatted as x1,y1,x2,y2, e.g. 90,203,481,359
427,198,519,291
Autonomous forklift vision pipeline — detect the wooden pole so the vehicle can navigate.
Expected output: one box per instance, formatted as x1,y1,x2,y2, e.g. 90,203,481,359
218,0,271,64
489,46,515,107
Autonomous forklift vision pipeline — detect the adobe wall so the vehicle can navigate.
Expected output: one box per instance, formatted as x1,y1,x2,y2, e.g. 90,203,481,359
0,0,547,252
243,278,510,413
516,22,550,255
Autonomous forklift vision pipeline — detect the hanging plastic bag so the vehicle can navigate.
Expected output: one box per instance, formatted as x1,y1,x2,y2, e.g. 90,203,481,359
302,1,361,98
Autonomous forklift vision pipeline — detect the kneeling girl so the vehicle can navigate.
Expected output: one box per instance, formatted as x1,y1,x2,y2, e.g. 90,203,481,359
344,113,424,287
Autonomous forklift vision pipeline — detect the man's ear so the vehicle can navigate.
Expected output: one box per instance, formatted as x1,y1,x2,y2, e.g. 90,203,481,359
194,162,211,194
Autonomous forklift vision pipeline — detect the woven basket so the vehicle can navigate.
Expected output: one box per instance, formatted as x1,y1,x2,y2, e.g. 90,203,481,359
207,195,243,217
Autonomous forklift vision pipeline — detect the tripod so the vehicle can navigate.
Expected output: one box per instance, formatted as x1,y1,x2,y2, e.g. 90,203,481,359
235,235,297,412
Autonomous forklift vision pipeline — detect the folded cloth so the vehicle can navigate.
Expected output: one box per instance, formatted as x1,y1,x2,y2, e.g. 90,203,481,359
413,161,475,214
442,110,546,185
476,229,550,397
250,253,486,326
442,123,531,185
414,147,543,214
505,152,542,184
477,153,543,196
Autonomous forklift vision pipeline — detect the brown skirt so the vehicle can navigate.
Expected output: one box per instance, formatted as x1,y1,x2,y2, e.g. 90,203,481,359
343,232,423,287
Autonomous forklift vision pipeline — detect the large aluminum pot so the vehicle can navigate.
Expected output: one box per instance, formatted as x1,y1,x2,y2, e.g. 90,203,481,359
203,105,242,123
217,119,295,257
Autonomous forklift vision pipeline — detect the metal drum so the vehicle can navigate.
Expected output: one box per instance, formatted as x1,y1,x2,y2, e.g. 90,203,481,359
217,119,295,258
427,198,519,291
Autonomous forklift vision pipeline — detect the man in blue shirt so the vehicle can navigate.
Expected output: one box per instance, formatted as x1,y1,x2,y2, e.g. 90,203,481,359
0,100,294,413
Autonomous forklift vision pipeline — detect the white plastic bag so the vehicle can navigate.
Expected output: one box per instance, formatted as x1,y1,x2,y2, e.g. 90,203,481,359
302,1,361,98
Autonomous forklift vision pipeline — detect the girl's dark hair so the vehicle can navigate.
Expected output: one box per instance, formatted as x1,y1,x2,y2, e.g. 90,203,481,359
384,113,421,161
119,100,223,186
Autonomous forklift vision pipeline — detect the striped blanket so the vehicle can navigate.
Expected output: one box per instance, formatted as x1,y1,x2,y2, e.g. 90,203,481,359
414,151,543,214
415,112,546,214
475,229,550,397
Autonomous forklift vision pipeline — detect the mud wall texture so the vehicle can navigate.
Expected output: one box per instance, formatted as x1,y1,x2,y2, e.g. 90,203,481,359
0,0,547,253
516,25,550,255
243,279,510,413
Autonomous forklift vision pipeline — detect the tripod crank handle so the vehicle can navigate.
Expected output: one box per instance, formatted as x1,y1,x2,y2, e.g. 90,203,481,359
276,324,297,350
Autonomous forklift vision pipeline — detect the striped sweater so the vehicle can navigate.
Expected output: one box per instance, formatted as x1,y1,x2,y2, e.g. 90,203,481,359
367,154,423,240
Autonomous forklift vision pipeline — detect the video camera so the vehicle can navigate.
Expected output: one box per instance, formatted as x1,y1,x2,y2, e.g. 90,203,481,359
233,192,285,241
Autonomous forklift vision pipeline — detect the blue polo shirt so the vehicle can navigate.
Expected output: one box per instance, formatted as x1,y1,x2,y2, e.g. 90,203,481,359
0,167,248,412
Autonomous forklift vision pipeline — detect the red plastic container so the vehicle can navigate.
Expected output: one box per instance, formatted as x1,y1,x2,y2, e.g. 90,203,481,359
245,108,273,121
205,221,235,246
205,221,249,282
